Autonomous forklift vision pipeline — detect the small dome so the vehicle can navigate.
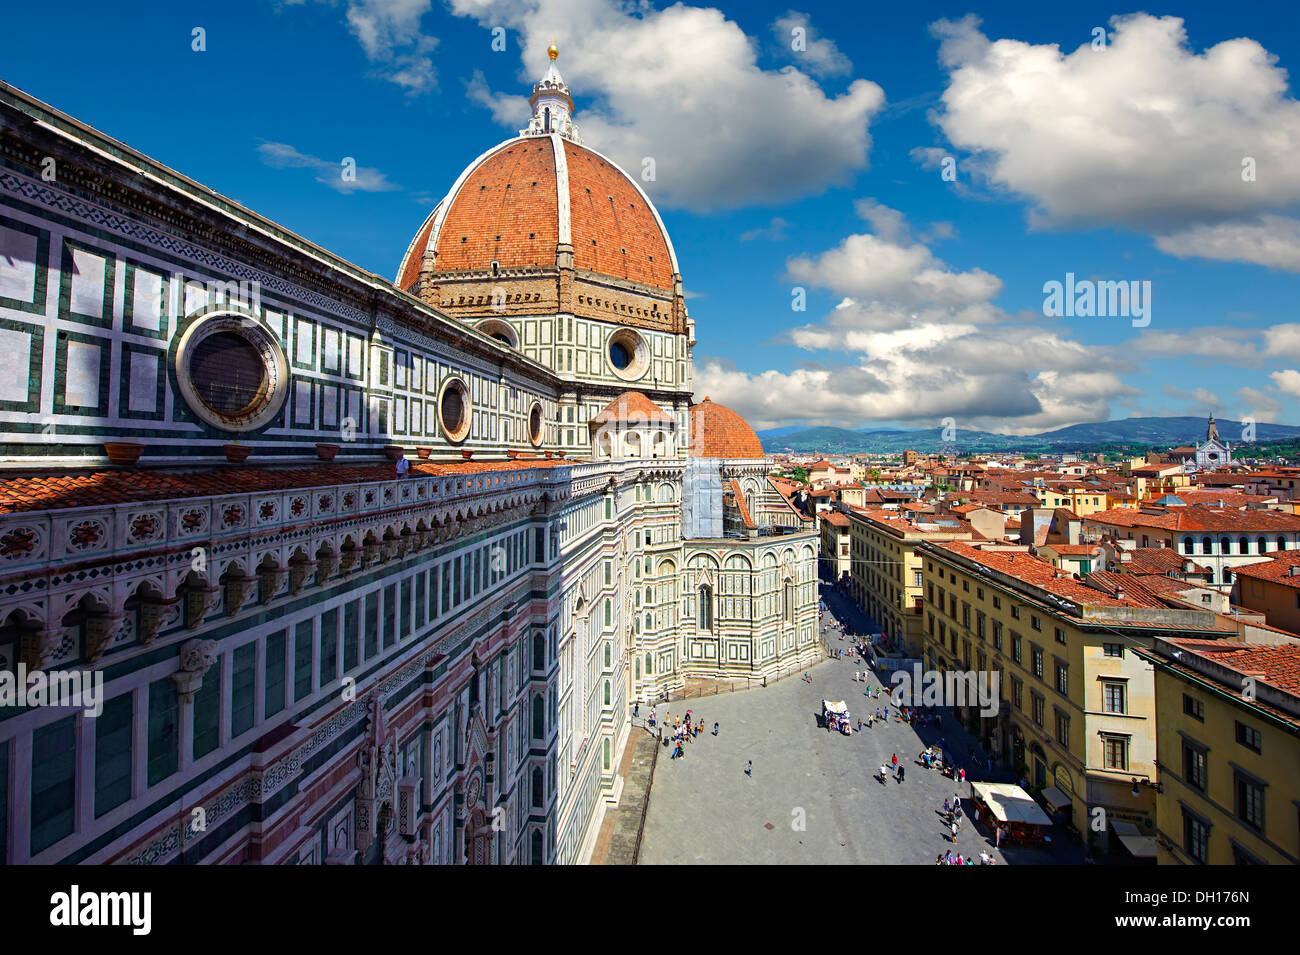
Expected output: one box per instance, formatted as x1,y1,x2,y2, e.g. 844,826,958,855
591,391,674,425
689,397,765,459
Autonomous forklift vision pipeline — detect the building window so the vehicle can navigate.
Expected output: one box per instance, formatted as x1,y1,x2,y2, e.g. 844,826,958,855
1030,615,1042,632
31,716,77,854
1183,809,1210,864
1054,663,1068,695
95,693,133,818
1183,694,1204,721
1182,741,1207,792
1032,646,1044,679
1054,627,1066,645
1011,677,1023,711
1103,643,1124,658
1183,536,1195,554
438,377,472,442
1202,536,1213,555
1031,693,1044,726
1102,735,1129,771
1235,721,1262,754
698,585,714,632
1012,635,1022,664
1054,710,1069,746
1103,681,1126,714
1234,772,1265,831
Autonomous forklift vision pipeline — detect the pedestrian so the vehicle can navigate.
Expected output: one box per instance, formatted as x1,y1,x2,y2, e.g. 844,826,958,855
943,798,951,816
950,822,958,842
897,765,905,783
879,764,888,783
634,702,639,719
713,721,719,736
746,760,752,777
891,753,898,767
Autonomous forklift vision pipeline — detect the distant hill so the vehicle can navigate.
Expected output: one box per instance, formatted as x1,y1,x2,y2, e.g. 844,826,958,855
758,417,1300,454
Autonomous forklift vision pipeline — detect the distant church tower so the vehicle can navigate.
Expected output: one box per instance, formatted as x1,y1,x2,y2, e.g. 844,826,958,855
1195,414,1231,470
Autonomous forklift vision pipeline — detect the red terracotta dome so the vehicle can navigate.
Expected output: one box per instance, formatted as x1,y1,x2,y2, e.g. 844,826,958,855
689,397,765,459
396,49,680,297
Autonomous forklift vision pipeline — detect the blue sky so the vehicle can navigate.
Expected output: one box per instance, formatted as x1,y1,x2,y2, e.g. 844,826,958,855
4,0,1299,434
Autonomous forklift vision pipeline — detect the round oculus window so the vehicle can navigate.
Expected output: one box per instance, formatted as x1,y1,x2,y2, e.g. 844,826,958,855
440,379,471,442
528,402,544,446
607,328,648,381
174,314,288,432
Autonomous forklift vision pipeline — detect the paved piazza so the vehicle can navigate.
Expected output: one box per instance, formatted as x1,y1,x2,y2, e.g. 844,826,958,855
639,591,1080,865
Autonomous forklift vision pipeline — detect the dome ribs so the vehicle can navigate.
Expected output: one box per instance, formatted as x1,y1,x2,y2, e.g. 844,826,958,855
435,140,559,273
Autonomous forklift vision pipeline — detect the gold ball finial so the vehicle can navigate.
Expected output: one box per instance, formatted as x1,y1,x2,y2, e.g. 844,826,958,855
548,40,558,61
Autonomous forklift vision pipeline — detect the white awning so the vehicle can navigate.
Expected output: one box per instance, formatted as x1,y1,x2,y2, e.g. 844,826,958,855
823,700,849,714
1111,820,1157,858
971,782,1053,826
1041,786,1071,811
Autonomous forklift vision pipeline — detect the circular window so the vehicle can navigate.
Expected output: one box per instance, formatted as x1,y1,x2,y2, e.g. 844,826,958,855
608,328,648,381
175,313,288,432
439,378,472,442
528,402,544,447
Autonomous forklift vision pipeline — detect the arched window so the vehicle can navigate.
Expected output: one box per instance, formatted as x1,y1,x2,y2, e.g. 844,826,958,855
603,681,611,706
1202,537,1213,555
603,642,611,668
784,579,794,624
530,829,544,865
531,766,544,808
1279,537,1289,551
644,612,652,632
543,107,551,133
1206,568,1216,585
604,599,611,627
533,632,545,671
1220,537,1232,555
1239,537,1250,555
1258,536,1268,553
697,585,713,631
1183,537,1194,555
645,652,652,675
532,694,544,739
603,737,611,770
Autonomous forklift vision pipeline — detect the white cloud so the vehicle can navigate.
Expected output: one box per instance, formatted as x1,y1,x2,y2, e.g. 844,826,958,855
739,217,790,242
786,199,1001,308
286,0,439,93
771,11,852,78
256,142,400,193
1236,386,1282,421
697,200,1138,433
1132,327,1262,365
1270,369,1300,399
1156,215,1300,271
1163,384,1223,409
926,13,1300,268
447,0,885,210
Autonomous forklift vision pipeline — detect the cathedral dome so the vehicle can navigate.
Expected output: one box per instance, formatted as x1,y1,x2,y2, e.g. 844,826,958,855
689,397,766,459
396,137,677,293
395,47,679,297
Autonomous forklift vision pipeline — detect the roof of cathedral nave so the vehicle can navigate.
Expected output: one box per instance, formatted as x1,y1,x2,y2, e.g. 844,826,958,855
396,46,678,294
0,458,571,516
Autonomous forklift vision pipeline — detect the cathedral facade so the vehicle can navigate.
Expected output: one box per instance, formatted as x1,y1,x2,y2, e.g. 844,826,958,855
0,51,818,866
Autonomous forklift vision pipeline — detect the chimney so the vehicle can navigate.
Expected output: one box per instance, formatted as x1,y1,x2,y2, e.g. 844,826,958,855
1289,565,1300,578
1114,586,1125,600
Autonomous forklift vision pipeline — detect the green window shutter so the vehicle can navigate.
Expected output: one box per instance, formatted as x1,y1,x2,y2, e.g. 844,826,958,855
384,584,397,649
364,594,379,658
343,600,359,672
319,610,338,687
265,629,287,718
31,716,76,853
294,621,313,701
193,660,221,760
147,677,178,786
95,692,133,817
232,642,256,738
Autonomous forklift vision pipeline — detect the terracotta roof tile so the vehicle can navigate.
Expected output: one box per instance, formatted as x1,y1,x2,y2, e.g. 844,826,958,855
0,459,570,515
688,398,764,459
590,391,674,424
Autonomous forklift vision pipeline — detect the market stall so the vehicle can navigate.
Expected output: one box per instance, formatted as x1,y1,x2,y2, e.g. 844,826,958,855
971,781,1053,845
822,699,851,735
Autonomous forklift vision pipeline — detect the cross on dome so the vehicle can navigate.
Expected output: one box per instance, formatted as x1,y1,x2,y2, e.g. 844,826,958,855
522,41,582,143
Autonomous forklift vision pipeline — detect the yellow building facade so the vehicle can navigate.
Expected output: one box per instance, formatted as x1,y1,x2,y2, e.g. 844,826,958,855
1136,637,1300,865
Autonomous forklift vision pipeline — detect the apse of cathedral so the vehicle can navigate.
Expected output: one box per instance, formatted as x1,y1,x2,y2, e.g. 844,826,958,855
0,49,818,865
